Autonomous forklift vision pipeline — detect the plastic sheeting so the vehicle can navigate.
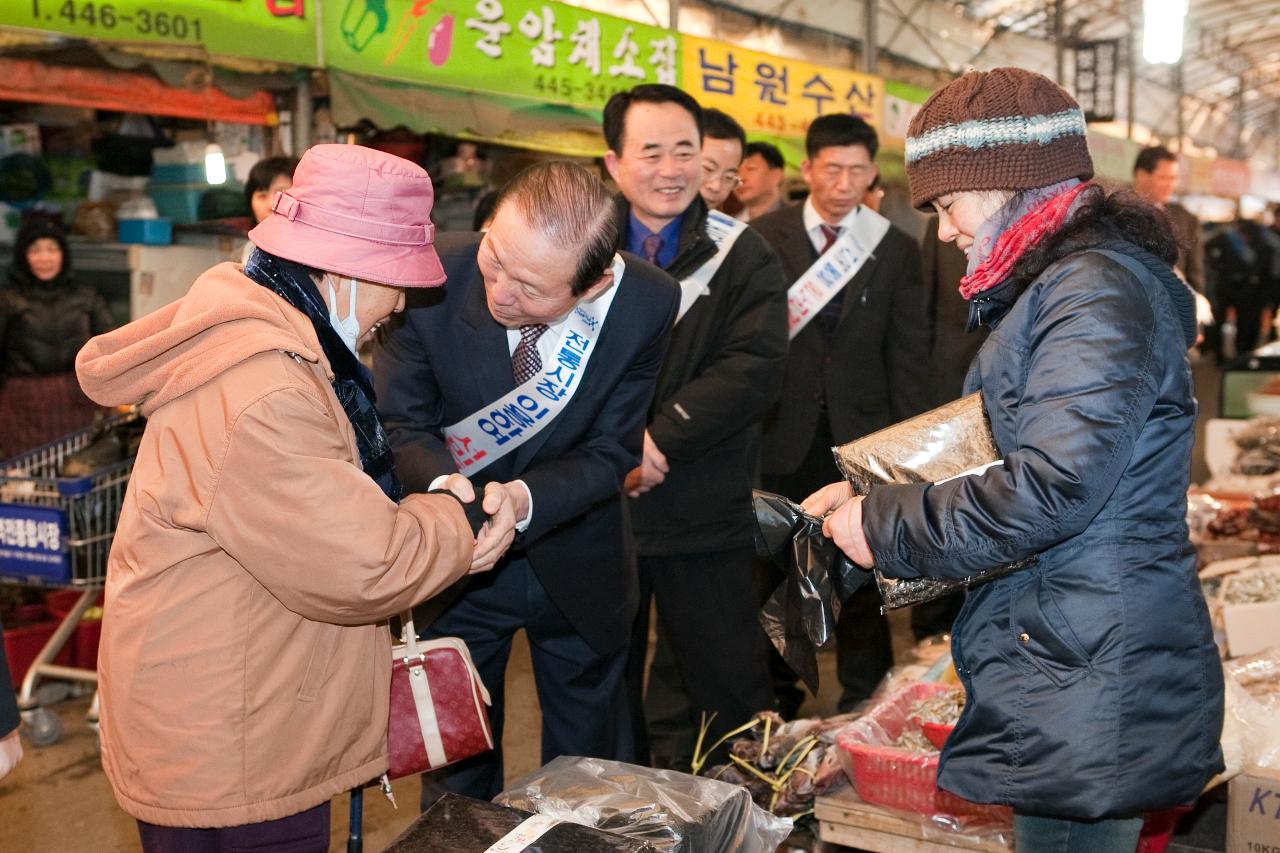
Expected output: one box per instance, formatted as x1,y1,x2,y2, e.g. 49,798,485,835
0,56,276,125
495,756,794,853
330,70,608,158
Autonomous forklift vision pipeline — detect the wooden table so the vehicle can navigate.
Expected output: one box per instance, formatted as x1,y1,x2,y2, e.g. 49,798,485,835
814,787,1013,852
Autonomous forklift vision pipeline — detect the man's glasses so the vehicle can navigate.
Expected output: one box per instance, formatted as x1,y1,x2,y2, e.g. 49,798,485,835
702,165,742,188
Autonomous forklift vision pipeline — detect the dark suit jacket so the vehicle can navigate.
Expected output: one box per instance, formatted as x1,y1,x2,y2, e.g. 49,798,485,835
921,214,987,407
374,232,679,656
1165,201,1205,293
752,203,932,475
617,196,789,555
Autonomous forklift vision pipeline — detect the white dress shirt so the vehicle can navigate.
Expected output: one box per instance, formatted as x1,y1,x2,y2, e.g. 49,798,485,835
802,197,862,255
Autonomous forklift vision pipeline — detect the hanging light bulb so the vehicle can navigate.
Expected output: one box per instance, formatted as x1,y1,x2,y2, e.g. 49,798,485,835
1143,0,1188,64
204,142,227,185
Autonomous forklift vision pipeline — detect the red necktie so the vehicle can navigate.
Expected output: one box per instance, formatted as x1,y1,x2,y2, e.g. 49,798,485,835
820,223,841,254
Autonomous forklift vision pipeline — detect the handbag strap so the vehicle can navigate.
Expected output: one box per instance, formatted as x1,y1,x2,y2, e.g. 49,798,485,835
397,610,449,768
399,611,421,658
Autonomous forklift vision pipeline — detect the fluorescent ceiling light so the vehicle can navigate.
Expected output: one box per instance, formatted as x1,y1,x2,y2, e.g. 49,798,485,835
1143,0,1188,64
204,143,227,185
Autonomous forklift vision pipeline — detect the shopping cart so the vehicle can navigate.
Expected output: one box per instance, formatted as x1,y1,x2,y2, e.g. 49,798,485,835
0,412,139,746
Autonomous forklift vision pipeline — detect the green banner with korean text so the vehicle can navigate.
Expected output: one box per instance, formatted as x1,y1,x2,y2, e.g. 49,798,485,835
324,0,679,110
0,0,317,66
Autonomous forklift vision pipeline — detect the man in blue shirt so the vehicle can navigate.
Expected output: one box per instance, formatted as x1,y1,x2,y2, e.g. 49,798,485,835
603,84,789,768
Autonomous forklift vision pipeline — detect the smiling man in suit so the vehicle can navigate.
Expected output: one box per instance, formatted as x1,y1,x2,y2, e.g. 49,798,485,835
752,113,931,714
374,161,679,801
602,84,787,769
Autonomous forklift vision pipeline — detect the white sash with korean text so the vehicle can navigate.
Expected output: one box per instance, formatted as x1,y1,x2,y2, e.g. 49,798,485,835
787,207,891,339
442,255,623,475
675,209,749,322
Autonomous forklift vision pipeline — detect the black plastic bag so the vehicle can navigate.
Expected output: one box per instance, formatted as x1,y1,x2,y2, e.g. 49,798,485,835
753,489,871,692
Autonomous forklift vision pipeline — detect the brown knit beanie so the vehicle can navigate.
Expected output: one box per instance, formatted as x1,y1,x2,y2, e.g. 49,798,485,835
905,67,1094,210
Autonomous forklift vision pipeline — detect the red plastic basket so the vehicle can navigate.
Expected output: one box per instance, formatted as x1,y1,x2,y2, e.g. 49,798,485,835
836,682,1011,821
3,613,72,689
44,589,104,671
911,718,954,750
1136,806,1191,853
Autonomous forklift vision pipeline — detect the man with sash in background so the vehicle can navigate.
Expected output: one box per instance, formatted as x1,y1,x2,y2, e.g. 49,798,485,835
698,108,747,213
753,113,931,716
603,84,788,768
374,161,679,802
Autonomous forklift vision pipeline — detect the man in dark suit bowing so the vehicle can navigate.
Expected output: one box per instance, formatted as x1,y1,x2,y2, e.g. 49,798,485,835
753,114,931,714
603,84,787,769
374,161,679,801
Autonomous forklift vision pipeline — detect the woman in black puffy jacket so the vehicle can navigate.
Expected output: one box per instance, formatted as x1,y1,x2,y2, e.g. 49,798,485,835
806,68,1224,853
0,220,114,457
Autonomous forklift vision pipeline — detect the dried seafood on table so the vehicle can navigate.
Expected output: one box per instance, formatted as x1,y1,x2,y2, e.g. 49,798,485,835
1232,419,1280,476
1223,570,1280,604
700,710,855,819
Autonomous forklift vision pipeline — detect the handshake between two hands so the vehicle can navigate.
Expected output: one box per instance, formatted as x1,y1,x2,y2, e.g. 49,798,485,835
438,473,526,574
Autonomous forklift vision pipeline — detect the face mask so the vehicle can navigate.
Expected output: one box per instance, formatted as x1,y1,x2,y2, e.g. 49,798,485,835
327,276,361,354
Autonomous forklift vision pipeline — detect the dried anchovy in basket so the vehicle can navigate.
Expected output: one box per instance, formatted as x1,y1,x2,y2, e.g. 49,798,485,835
892,728,937,753
909,688,965,727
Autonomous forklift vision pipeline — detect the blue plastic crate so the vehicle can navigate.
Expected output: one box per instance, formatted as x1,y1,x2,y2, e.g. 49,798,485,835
151,162,206,184
149,185,203,224
118,218,172,245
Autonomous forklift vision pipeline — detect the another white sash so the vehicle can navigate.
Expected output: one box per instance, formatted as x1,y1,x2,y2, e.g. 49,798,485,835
483,815,563,852
674,209,748,322
787,206,891,339
442,255,623,474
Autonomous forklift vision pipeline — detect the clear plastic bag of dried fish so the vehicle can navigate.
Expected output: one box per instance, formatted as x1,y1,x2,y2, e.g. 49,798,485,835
1222,568,1280,604
1232,418,1280,476
831,393,1033,609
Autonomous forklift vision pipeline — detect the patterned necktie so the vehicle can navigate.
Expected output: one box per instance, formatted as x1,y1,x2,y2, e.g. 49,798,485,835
819,223,841,254
642,234,663,264
817,224,845,334
512,323,549,384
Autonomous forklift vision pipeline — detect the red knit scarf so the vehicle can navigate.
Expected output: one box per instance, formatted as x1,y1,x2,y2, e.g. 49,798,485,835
959,181,1091,300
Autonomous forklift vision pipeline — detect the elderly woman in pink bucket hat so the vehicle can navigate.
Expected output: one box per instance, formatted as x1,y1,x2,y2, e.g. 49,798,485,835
76,144,505,851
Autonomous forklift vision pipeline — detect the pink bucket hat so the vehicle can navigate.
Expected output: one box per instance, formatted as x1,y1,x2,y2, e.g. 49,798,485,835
248,144,445,287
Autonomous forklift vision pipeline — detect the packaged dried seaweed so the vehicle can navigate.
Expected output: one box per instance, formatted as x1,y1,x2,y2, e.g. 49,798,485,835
832,393,1032,609
833,394,999,494
386,793,656,852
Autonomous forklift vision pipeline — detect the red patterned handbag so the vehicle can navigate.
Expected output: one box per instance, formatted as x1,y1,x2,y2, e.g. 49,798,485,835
386,613,494,779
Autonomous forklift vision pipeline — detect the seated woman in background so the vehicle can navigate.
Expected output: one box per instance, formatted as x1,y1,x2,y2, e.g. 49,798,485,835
0,220,114,458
